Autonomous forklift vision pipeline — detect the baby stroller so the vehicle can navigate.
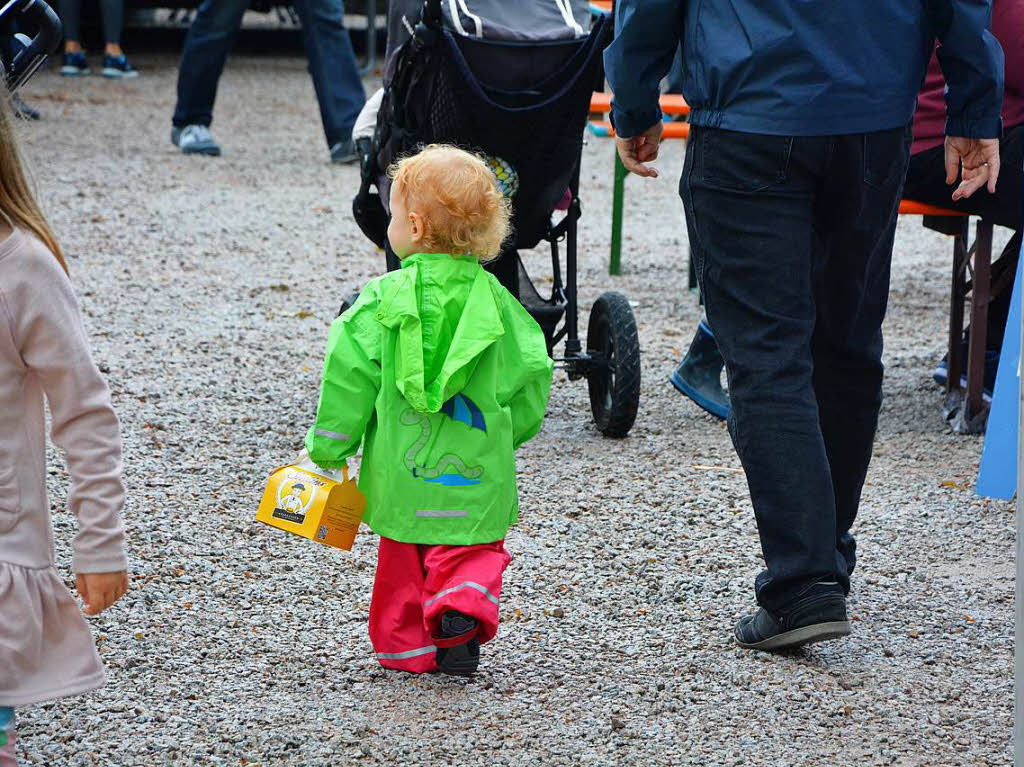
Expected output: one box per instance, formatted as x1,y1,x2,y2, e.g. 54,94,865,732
352,0,641,437
0,0,62,90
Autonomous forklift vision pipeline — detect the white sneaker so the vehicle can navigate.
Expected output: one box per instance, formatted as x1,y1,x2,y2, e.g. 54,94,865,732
171,124,221,156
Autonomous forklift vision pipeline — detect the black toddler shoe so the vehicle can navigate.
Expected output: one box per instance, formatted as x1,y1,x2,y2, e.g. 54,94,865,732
435,611,480,676
735,582,851,651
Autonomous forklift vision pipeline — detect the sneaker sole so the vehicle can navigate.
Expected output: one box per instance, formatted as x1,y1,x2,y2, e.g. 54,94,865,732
101,69,139,79
736,620,851,651
59,68,89,76
669,371,729,420
180,144,221,157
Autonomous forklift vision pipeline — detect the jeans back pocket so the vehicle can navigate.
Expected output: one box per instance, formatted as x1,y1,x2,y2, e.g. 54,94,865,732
697,128,793,193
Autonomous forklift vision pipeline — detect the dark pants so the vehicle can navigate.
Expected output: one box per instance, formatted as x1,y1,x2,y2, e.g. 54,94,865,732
903,124,1023,350
680,125,912,611
57,0,124,45
172,0,365,148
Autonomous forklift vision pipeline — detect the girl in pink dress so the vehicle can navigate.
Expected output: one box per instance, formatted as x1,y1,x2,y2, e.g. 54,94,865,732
0,98,128,764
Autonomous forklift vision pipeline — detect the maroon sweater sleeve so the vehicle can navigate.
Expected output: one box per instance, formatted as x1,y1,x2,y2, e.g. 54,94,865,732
913,0,1024,155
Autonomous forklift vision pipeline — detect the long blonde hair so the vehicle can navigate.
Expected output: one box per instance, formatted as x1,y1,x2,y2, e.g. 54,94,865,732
0,93,67,272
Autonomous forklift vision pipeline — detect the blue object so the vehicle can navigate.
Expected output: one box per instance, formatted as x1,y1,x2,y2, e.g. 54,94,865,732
424,473,482,487
59,51,88,76
440,393,486,433
977,245,1022,499
101,54,138,79
603,0,1003,139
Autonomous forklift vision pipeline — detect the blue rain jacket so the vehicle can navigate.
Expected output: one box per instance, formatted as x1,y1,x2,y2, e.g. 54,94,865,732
604,0,1004,139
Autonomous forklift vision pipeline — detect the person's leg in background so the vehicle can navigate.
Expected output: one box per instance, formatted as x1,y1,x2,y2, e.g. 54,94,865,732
680,126,850,650
56,0,89,75
669,316,729,420
291,0,366,163
367,537,438,673
812,126,911,592
0,707,16,767
903,123,1022,393
421,541,510,676
96,0,137,79
170,0,248,155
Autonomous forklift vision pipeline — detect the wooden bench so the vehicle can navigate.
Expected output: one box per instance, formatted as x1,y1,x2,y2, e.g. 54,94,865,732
587,92,995,432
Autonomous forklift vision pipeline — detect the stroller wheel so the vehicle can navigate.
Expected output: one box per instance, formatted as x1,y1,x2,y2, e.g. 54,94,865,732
586,292,640,438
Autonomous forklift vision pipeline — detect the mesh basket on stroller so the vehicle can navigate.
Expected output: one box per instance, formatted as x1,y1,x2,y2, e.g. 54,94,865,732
352,0,641,437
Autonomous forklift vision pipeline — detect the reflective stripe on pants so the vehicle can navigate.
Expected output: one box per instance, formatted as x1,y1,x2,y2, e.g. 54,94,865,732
369,537,510,673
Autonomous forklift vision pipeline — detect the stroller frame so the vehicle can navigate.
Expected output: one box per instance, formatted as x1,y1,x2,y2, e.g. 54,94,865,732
355,0,641,437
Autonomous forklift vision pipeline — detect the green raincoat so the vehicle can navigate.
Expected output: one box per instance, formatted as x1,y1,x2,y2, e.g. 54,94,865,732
305,253,553,546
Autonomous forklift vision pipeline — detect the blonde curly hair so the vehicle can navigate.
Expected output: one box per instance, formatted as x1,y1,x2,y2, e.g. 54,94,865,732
389,144,512,259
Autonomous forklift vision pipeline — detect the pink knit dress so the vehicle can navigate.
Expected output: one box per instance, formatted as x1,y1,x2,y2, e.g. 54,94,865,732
0,228,127,707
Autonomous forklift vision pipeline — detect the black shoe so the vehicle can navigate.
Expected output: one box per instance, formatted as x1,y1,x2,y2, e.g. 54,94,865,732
435,611,480,676
669,320,729,419
11,93,39,120
735,583,851,651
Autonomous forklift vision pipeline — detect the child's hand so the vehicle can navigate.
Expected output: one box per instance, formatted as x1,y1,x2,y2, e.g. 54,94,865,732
75,571,129,616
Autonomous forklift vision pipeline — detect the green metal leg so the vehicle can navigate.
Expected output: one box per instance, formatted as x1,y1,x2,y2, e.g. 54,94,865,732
610,150,626,275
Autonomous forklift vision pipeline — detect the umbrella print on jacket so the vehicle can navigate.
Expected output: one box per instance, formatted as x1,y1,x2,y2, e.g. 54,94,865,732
441,393,487,433
401,394,486,488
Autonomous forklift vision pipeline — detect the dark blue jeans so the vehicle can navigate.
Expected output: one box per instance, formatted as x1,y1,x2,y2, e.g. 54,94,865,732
172,0,365,148
680,125,912,612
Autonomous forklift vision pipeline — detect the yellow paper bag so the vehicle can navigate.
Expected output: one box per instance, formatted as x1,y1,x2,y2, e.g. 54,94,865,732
255,461,367,550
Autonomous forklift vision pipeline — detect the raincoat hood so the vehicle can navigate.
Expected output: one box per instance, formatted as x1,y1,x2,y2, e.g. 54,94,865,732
375,253,505,415
306,251,553,546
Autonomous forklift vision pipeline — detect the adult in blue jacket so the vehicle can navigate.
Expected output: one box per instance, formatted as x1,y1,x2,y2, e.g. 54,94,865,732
605,0,1004,651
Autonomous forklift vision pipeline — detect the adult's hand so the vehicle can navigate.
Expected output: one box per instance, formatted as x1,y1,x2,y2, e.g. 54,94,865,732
615,121,664,178
945,136,1000,200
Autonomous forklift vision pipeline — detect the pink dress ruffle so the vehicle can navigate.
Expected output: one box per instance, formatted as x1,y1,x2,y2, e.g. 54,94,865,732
0,562,105,707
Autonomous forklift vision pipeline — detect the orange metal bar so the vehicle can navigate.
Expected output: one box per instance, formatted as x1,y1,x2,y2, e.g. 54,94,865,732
588,120,690,139
898,200,968,217
589,92,690,116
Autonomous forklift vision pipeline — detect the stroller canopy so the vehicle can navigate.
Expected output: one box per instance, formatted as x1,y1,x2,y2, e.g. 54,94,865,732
385,0,591,77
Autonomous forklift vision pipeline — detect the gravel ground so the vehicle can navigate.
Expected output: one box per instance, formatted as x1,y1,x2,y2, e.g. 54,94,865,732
10,54,1016,766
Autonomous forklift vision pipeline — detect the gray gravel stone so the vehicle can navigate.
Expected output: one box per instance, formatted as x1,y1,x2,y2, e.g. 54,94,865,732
10,52,1015,767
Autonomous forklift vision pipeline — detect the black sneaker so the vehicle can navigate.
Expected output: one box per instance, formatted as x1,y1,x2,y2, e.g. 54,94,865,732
435,611,480,676
735,583,851,651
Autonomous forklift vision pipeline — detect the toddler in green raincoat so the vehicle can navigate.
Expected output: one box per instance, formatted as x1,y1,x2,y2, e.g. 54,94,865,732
306,145,553,675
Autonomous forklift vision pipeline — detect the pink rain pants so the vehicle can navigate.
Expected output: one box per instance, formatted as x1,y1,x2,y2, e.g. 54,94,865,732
368,537,510,673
